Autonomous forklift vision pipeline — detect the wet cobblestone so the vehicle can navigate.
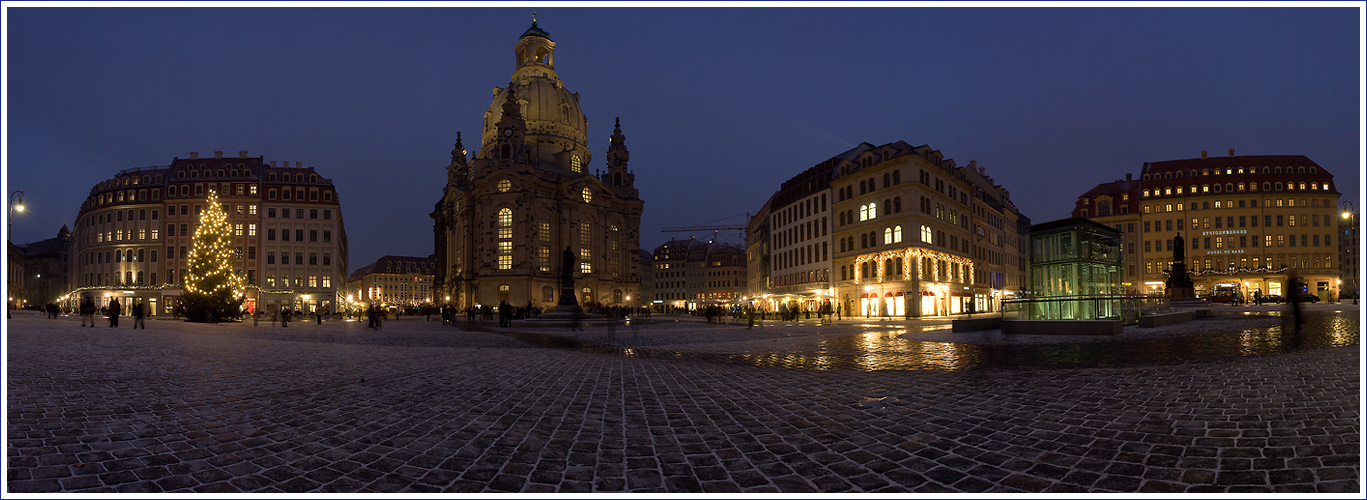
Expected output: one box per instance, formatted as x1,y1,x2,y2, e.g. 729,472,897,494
5,308,1360,493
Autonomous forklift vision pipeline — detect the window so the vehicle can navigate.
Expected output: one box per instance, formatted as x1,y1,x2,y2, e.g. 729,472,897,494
498,179,511,192
248,224,257,236
920,225,932,243
310,230,318,242
571,155,582,173
323,230,331,243
582,188,592,203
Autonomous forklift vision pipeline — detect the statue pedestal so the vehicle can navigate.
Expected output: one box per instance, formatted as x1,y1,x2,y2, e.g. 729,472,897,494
1166,262,1206,307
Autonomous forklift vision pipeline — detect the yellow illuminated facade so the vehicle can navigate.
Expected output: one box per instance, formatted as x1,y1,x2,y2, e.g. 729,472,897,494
432,20,642,310
1086,152,1343,301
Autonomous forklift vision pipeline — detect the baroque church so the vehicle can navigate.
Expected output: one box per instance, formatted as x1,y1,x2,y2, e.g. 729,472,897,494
431,19,644,310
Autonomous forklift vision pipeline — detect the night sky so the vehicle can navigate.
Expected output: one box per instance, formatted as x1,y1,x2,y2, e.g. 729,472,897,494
5,6,1360,271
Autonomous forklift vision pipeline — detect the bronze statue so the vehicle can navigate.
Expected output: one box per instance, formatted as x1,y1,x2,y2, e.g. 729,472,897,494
558,246,579,307
1172,232,1185,262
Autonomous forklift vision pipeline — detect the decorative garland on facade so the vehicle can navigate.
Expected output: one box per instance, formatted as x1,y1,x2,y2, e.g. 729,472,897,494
852,247,975,285
1161,266,1290,278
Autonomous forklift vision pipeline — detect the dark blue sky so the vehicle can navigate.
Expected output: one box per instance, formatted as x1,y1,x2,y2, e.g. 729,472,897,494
6,7,1360,270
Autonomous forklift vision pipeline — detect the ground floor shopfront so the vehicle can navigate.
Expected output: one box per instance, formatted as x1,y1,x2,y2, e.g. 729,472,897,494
64,286,339,317
1140,270,1342,302
836,281,1009,318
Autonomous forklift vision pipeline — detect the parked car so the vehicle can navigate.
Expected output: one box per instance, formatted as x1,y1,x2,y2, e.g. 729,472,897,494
1257,294,1284,304
1297,294,1321,303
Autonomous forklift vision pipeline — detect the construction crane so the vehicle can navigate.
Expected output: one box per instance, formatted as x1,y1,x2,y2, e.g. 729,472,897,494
662,214,750,245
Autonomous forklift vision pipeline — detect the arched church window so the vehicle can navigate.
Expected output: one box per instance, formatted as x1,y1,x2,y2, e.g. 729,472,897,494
571,155,582,173
582,188,592,203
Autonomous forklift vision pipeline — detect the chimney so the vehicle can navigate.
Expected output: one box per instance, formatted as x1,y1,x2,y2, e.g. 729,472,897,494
1200,150,1207,159
270,161,277,167
1228,149,1235,157
239,150,248,159
1126,173,1132,181
189,152,198,159
214,151,223,159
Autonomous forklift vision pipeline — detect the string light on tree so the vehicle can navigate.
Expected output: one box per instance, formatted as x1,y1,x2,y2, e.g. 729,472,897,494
180,189,245,321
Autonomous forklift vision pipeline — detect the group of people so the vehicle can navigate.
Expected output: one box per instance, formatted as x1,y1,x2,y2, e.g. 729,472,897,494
72,296,147,329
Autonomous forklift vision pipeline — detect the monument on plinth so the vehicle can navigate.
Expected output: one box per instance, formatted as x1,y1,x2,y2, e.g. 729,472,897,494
1166,233,1206,306
553,246,583,314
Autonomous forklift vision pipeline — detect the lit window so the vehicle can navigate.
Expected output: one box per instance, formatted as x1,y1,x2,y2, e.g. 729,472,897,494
321,276,331,288
498,208,513,239
582,187,592,203
249,224,257,236
920,225,932,243
571,155,582,173
498,179,511,192
235,223,244,236
249,204,257,215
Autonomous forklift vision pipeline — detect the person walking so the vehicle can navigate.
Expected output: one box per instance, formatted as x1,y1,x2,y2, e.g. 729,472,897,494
316,308,323,325
281,307,290,328
108,299,121,327
132,300,146,329
498,300,511,327
80,296,95,327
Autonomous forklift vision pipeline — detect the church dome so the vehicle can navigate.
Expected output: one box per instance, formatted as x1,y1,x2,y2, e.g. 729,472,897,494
480,21,591,168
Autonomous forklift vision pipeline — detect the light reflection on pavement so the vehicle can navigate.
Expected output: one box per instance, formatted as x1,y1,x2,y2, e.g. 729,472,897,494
490,311,1358,372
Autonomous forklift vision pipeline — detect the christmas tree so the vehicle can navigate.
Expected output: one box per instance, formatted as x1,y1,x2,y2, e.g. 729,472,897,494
180,189,245,322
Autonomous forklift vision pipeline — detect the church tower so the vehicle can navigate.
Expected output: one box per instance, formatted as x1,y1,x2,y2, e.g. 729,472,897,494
433,18,644,312
490,83,528,165
600,117,638,198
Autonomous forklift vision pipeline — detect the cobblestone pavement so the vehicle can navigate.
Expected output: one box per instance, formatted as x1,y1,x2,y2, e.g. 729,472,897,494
6,309,1360,493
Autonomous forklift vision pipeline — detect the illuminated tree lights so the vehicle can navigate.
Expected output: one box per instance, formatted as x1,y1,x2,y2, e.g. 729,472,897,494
180,189,245,322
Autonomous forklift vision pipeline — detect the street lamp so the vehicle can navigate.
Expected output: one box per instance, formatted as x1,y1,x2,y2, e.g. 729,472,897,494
1343,201,1357,305
8,191,24,244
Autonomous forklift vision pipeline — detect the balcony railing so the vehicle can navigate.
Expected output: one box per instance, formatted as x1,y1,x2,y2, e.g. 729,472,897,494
1002,295,1169,325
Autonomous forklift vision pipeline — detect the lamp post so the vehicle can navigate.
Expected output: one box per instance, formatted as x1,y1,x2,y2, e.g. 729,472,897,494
1342,201,1357,305
8,191,24,244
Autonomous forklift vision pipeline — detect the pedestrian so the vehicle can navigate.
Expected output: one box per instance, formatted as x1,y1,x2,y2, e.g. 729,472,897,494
441,304,451,326
80,296,95,327
316,308,323,325
132,300,146,329
498,300,511,327
253,309,260,326
281,307,289,328
108,299,121,327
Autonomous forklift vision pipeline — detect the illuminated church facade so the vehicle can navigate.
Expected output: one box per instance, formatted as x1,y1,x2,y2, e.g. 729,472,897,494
431,20,643,310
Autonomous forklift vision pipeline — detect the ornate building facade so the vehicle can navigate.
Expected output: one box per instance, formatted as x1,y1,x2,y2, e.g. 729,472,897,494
68,151,348,315
432,21,643,311
1073,150,1343,301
